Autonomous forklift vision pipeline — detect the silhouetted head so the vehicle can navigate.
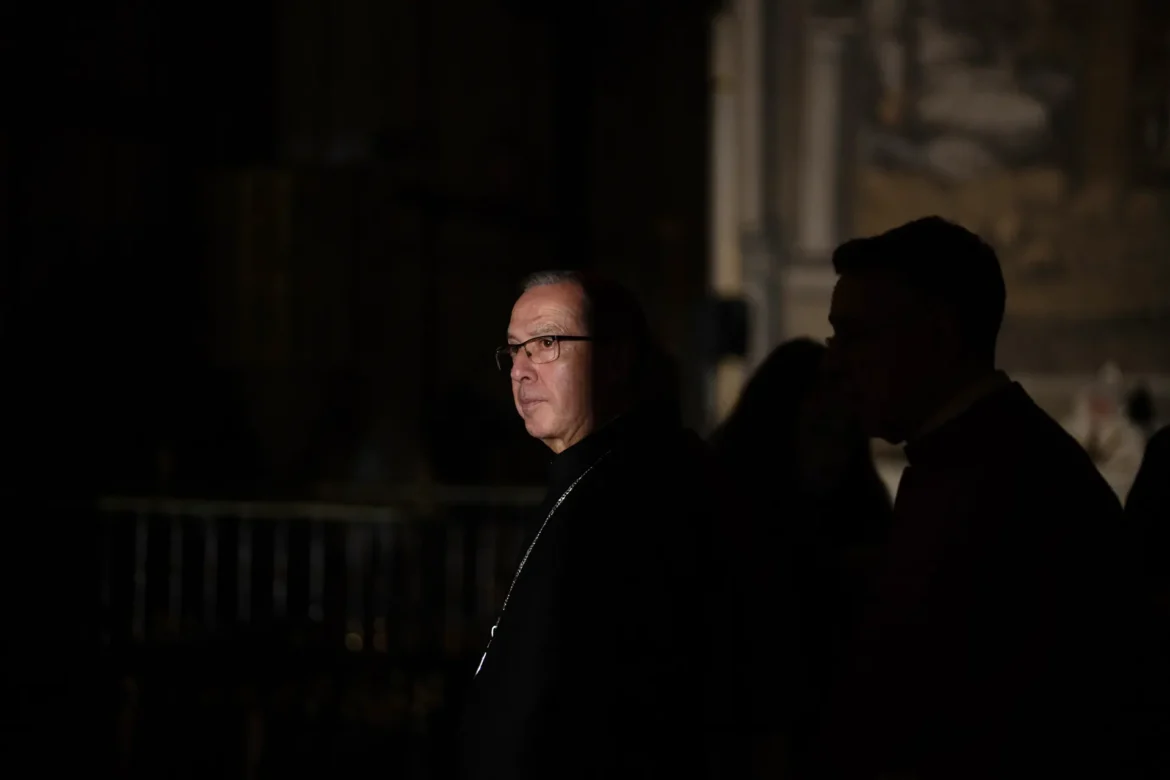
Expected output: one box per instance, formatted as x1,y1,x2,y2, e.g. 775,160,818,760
497,270,664,453
827,216,1005,443
713,338,827,451
711,338,865,493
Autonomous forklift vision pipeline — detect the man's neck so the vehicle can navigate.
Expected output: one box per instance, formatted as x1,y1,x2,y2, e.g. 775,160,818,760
911,369,1010,443
545,405,630,455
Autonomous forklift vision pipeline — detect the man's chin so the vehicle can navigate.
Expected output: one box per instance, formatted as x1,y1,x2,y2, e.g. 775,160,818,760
521,409,549,438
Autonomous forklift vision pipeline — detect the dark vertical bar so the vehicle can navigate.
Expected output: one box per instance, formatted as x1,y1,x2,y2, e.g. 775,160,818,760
361,517,377,651
167,515,183,635
100,516,112,646
287,519,310,621
217,517,240,626
345,522,369,650
237,513,253,624
444,521,466,657
407,522,424,612
401,522,424,655
108,513,136,646
553,7,596,270
144,512,171,642
180,515,204,636
309,520,325,623
324,522,347,646
203,516,219,630
131,514,148,642
372,519,394,652
0,128,13,342
273,519,290,619
251,518,275,625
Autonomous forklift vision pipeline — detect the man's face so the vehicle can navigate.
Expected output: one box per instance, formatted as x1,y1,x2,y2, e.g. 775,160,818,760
827,271,943,443
506,282,594,453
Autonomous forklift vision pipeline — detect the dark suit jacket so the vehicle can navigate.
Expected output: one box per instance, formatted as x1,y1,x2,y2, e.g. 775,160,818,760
1128,425,1170,586
818,383,1150,779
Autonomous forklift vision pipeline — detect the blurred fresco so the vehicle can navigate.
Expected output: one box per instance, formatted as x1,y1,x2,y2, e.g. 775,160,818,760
850,0,1170,375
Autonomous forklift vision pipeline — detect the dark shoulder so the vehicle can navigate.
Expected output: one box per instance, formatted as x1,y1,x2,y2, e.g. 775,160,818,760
986,390,1121,514
564,424,723,523
1006,390,1104,466
1142,425,1170,462
612,424,717,479
563,426,722,582
1127,425,1170,511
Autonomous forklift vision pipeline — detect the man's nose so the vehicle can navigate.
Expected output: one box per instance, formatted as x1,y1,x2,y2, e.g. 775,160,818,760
510,349,535,382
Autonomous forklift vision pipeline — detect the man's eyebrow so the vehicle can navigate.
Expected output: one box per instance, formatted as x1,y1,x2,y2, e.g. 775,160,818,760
530,322,565,336
506,322,566,343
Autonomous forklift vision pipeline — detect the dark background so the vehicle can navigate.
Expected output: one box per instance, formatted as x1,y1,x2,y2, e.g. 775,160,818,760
1,1,720,777
2,0,719,500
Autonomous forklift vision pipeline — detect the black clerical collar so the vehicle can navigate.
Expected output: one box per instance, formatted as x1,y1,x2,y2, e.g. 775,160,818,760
903,381,1030,468
547,404,676,491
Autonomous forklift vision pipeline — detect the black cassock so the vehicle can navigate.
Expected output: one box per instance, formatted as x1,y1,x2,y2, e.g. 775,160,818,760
458,404,788,780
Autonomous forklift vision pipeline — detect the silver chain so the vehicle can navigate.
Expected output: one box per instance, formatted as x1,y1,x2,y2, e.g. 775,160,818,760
475,448,614,677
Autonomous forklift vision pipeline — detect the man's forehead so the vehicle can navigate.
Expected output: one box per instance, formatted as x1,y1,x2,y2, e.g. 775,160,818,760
507,283,586,340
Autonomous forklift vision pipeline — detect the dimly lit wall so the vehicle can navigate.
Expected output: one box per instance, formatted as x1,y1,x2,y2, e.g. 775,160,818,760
844,0,1170,375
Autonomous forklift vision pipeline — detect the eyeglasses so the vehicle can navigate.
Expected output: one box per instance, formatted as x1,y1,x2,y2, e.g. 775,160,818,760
495,335,592,372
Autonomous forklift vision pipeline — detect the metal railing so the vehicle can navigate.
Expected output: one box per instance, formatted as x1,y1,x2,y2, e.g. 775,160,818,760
96,491,543,655
84,491,550,778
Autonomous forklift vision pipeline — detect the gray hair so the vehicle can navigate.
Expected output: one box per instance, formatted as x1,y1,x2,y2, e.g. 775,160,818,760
520,269,585,292
518,269,648,345
517,270,677,408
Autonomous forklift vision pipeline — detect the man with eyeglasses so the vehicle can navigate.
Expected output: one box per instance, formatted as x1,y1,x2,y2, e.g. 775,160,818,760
457,270,788,779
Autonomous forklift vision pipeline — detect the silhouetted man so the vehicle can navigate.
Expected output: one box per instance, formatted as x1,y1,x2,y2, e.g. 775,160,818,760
1125,423,1170,768
1128,424,1170,606
819,217,1149,778
458,271,777,779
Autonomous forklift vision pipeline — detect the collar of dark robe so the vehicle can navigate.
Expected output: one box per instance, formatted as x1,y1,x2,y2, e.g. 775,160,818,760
902,380,1032,468
546,403,679,493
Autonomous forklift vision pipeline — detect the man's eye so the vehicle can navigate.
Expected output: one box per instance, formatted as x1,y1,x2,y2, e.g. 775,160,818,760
540,338,555,348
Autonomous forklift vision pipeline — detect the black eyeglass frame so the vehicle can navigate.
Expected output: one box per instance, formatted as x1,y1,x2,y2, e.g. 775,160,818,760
495,335,593,372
